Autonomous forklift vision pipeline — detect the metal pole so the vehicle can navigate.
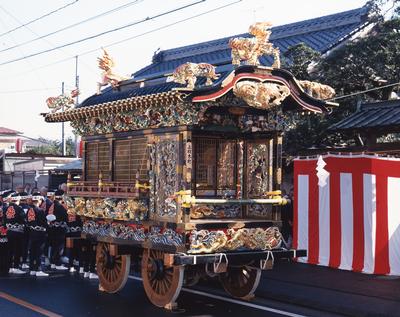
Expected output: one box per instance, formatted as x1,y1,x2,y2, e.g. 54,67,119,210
191,197,286,205
74,55,80,158
61,82,66,156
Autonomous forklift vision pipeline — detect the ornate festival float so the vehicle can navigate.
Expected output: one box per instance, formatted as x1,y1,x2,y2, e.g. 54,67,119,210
42,22,336,309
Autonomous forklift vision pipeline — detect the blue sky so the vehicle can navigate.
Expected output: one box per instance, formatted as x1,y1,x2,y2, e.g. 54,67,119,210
0,0,367,140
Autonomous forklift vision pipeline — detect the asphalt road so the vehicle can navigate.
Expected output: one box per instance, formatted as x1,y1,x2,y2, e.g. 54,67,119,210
0,261,399,317
0,269,337,317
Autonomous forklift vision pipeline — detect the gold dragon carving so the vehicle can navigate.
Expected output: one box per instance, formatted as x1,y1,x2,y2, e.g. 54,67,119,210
97,49,129,94
297,80,336,100
171,62,219,89
229,22,280,67
188,227,282,254
46,88,79,113
233,80,290,109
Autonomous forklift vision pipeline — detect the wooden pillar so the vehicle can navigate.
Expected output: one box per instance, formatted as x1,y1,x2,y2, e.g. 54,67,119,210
82,140,87,181
273,133,283,221
273,133,283,190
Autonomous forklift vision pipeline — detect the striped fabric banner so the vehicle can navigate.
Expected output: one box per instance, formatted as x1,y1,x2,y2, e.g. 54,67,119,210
294,155,400,275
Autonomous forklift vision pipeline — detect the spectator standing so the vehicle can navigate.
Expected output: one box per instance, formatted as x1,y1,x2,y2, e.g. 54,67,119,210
24,183,32,195
66,210,82,273
281,188,294,248
0,191,13,276
5,193,26,274
47,190,68,270
19,192,30,269
27,193,49,277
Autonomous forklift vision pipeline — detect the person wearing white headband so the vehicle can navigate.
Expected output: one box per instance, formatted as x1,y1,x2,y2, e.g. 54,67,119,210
47,190,68,271
19,192,31,270
4,193,26,275
27,193,49,277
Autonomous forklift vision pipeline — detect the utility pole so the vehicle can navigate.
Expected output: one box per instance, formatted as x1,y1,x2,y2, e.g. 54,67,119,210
61,82,66,156
74,55,80,158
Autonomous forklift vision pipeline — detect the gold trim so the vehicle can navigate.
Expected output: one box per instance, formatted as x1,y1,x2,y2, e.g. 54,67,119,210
43,91,181,123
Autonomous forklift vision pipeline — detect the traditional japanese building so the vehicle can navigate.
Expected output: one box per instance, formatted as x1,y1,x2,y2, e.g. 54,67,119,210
133,6,373,81
329,99,400,155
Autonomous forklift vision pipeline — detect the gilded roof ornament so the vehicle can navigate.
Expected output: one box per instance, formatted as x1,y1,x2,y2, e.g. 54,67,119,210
97,49,129,94
297,80,336,100
229,22,280,68
46,88,79,113
171,62,219,90
233,81,290,110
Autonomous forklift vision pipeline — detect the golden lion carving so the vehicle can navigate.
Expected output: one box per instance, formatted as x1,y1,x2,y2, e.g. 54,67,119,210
46,89,79,113
229,22,280,67
233,80,290,109
97,49,129,94
171,62,219,89
298,80,335,100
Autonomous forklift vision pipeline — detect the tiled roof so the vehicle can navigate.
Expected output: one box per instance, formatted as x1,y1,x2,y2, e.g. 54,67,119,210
78,6,371,109
329,100,400,131
77,70,231,108
54,159,82,171
133,6,371,79
0,127,21,135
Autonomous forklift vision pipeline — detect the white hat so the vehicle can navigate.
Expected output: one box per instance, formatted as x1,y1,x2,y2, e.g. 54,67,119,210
46,214,56,222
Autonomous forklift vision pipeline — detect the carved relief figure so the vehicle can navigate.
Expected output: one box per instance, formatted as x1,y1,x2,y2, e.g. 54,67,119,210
46,88,79,113
298,80,335,100
171,62,219,89
97,49,129,94
229,22,280,67
233,80,290,110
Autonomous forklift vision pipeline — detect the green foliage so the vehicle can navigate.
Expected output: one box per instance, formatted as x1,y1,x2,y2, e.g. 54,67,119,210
282,43,321,80
282,17,400,154
25,137,76,156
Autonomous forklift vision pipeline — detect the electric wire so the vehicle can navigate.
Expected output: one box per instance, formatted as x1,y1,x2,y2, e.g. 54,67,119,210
7,0,242,78
0,3,99,77
0,0,206,66
0,0,144,53
329,82,400,101
0,87,59,94
0,0,79,39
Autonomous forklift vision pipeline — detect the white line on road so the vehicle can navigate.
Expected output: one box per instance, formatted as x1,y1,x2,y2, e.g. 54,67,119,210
128,275,309,317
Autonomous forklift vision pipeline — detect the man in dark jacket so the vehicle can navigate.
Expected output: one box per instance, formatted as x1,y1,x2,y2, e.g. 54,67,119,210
27,193,49,277
66,208,83,273
39,187,53,214
5,193,26,274
19,192,30,270
47,190,68,270
0,190,13,276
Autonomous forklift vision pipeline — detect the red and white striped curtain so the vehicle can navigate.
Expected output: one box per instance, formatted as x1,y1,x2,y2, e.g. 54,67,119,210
293,154,400,275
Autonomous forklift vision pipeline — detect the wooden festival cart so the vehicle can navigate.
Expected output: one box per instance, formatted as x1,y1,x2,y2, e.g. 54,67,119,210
42,23,336,309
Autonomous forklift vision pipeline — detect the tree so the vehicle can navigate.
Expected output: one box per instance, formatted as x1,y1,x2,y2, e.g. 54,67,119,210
282,43,321,80
25,137,76,156
282,16,400,154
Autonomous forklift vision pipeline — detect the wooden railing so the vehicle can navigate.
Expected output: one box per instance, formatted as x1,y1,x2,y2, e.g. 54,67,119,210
67,180,146,198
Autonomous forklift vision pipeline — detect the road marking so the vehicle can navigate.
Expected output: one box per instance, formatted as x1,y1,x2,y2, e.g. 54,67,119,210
128,275,308,317
0,291,62,317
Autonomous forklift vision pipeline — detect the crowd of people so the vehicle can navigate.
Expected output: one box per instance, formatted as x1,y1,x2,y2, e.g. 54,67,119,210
0,184,98,279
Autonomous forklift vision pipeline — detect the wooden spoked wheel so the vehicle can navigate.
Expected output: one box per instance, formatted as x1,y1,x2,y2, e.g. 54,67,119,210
219,266,261,299
96,242,131,293
141,249,184,308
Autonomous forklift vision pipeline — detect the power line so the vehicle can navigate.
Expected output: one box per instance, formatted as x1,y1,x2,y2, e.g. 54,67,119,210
0,2,99,78
0,87,59,94
8,0,241,77
0,0,206,67
0,0,144,54
330,82,400,101
0,0,79,39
